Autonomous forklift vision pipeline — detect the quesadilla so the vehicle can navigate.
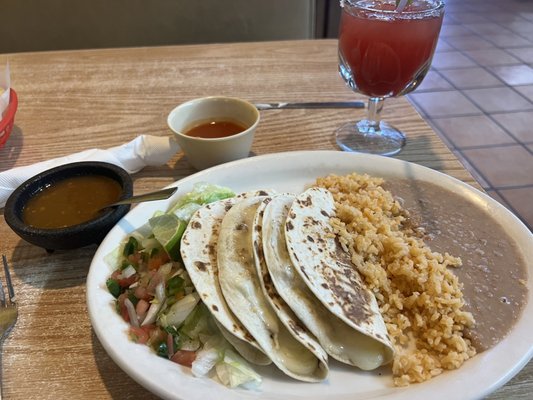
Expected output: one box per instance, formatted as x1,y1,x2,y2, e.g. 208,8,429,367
180,197,271,365
217,195,329,382
252,196,329,370
259,193,393,369
284,188,395,369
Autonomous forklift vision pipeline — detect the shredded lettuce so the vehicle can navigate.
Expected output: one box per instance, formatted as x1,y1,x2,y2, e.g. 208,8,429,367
191,335,229,377
169,182,235,214
215,348,262,388
180,302,215,339
192,334,261,389
159,292,199,328
173,202,202,222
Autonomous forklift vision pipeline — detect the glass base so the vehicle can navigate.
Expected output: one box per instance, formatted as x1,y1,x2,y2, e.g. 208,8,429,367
335,119,406,156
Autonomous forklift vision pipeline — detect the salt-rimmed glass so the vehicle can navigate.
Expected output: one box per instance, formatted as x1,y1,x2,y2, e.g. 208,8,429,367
336,0,444,155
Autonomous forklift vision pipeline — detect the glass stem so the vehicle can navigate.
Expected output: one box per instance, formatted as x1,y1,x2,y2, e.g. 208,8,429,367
366,97,384,131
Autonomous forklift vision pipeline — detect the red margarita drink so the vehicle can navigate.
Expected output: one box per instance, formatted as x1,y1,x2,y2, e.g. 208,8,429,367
339,0,444,98
335,0,444,156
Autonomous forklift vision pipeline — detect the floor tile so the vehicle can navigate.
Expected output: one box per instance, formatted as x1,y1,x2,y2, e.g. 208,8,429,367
408,90,481,118
431,115,516,147
439,67,503,89
431,51,477,69
463,48,522,66
472,4,505,13
435,38,454,52
514,85,533,102
483,33,532,47
466,22,514,36
463,87,533,113
444,12,488,25
416,70,453,92
488,65,533,86
521,12,533,22
446,12,489,23
443,35,495,51
498,186,533,228
484,12,528,23
506,47,533,64
506,20,533,35
439,24,472,38
453,150,491,189
462,145,533,187
428,122,455,149
491,111,533,142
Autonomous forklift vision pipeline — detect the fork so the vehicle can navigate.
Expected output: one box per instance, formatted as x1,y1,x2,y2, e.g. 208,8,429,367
0,255,17,399
0,255,17,342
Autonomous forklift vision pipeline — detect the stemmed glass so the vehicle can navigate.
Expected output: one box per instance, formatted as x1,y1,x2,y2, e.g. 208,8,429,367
336,0,444,156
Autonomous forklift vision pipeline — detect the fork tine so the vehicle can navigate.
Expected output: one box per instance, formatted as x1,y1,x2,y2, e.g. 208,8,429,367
1,255,15,303
0,274,5,306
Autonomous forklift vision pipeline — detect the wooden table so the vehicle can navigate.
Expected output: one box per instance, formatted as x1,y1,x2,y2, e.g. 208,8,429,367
0,40,530,399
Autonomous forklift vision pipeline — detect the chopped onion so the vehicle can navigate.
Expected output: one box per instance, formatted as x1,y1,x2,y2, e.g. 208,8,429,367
122,265,137,279
180,338,201,351
141,283,165,326
155,282,165,303
124,298,139,328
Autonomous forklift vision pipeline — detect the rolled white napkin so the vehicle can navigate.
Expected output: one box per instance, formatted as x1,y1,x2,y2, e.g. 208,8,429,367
0,134,180,207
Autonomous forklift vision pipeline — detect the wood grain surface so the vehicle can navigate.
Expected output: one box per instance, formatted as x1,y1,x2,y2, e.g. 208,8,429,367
0,39,530,399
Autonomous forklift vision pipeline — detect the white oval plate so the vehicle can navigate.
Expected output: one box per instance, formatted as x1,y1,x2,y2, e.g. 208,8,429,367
87,151,533,400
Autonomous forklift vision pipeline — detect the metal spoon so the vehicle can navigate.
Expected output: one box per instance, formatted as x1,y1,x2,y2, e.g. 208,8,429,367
101,187,178,210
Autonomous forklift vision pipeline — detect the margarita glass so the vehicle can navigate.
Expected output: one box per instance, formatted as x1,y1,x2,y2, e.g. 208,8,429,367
336,0,444,155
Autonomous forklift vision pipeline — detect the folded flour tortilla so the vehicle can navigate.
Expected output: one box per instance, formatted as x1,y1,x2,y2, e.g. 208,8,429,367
180,197,271,365
284,188,394,369
260,193,393,369
217,195,329,382
252,197,329,371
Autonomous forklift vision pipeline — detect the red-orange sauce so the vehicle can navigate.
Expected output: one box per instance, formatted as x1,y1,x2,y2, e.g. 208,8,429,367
185,119,246,139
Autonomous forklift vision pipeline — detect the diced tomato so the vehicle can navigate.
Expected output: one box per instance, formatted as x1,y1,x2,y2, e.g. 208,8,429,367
166,333,175,358
134,285,152,301
170,350,196,367
130,326,151,344
118,274,138,288
110,268,139,288
128,252,142,265
136,298,150,320
148,252,170,271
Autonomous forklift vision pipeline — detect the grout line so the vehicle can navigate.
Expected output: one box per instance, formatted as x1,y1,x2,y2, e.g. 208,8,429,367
485,113,533,151
495,188,533,232
493,183,533,190
448,143,522,151
452,147,495,191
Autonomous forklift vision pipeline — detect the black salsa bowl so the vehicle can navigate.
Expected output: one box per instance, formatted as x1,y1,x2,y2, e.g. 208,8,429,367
4,161,133,251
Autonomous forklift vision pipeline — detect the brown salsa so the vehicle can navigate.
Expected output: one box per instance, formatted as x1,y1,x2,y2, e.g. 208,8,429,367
185,119,246,139
23,175,122,229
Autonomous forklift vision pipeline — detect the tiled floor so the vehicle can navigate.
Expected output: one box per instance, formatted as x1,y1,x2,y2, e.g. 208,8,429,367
407,0,533,231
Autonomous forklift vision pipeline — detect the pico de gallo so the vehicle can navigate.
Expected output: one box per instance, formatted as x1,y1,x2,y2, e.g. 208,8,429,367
105,183,262,388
